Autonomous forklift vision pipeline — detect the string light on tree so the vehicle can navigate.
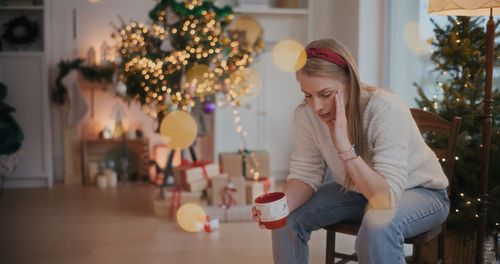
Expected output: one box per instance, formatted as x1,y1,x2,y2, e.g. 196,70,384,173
115,0,264,116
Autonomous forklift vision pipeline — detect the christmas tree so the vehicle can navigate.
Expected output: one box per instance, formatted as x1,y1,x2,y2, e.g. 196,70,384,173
414,16,500,236
115,0,263,119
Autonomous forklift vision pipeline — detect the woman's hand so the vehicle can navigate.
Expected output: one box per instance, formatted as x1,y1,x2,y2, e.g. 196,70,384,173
326,90,352,153
252,206,267,229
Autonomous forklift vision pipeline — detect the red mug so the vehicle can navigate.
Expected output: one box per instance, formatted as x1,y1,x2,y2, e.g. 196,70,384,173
254,192,289,230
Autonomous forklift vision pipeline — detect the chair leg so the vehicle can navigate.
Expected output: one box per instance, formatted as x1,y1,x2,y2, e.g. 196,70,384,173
0,173,4,197
413,244,423,264
326,230,336,264
438,231,445,264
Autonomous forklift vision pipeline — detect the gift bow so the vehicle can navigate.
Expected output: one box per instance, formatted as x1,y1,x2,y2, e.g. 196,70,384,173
179,159,211,181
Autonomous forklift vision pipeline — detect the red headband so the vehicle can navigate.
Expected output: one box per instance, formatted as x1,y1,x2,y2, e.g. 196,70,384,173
305,47,348,71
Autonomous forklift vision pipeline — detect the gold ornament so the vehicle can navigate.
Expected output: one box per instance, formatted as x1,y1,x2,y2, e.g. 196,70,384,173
228,68,261,101
228,16,263,50
185,64,210,87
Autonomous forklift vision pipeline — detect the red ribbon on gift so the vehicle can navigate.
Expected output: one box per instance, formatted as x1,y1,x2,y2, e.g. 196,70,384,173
220,181,238,221
204,215,213,233
178,159,213,187
168,188,182,218
193,160,210,182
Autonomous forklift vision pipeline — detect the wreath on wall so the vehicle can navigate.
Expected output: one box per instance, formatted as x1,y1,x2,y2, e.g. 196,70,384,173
1,15,39,45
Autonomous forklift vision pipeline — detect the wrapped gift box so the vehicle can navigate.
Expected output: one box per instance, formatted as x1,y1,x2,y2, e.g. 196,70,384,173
204,205,253,222
186,179,209,192
173,161,219,191
153,190,204,217
245,176,276,204
246,179,264,204
208,174,246,206
219,150,270,179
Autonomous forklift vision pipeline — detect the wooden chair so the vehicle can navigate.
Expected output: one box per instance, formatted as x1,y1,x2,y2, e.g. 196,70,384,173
324,108,462,264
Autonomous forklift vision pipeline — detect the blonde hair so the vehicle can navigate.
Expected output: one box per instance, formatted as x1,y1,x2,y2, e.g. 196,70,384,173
299,38,365,189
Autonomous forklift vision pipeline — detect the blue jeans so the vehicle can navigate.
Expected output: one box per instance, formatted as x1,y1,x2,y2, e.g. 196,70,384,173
271,181,450,264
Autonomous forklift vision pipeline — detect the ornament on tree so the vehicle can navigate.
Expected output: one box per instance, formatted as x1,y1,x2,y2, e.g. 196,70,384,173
160,37,175,52
227,67,261,106
162,5,181,26
227,15,263,52
202,100,216,114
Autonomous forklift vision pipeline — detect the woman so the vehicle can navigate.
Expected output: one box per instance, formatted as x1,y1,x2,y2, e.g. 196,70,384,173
253,38,450,263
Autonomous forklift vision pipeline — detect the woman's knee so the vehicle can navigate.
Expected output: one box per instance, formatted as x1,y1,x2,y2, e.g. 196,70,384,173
355,209,403,249
284,208,315,242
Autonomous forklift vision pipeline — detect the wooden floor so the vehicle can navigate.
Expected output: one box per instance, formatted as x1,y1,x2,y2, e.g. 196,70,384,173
0,183,351,264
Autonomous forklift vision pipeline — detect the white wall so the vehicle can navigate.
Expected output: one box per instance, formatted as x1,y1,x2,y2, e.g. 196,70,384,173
358,0,387,88
312,0,360,61
387,0,421,105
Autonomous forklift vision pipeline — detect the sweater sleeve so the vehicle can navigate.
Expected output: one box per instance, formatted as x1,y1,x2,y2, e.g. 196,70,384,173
286,107,325,191
370,107,411,207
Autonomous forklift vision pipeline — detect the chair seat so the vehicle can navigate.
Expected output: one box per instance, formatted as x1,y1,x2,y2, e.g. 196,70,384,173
324,221,442,245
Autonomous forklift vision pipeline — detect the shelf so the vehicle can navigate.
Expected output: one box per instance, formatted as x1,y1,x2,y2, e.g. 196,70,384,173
0,5,43,11
0,51,44,57
233,6,309,15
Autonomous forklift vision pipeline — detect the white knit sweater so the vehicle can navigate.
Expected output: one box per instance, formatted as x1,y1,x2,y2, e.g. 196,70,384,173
287,87,448,206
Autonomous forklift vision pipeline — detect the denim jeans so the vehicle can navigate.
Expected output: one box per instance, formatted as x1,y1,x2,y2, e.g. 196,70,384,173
271,181,450,264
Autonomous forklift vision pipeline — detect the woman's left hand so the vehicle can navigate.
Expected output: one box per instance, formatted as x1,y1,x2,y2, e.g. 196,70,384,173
326,90,352,153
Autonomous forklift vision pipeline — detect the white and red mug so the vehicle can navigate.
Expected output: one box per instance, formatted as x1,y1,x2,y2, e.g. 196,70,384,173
254,192,289,230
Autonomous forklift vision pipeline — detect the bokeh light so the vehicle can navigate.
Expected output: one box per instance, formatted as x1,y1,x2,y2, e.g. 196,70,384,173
176,203,206,232
273,39,307,72
185,64,210,87
160,111,197,149
404,21,429,55
228,68,262,101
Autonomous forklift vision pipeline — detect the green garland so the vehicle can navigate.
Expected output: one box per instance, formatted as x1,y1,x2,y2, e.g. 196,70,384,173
52,58,116,105
2,15,39,45
79,65,115,83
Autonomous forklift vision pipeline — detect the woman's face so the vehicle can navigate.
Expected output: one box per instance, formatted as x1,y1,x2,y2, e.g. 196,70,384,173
297,71,349,122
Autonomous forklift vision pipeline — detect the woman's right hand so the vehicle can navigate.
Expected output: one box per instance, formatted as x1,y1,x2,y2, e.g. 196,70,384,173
252,206,267,229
